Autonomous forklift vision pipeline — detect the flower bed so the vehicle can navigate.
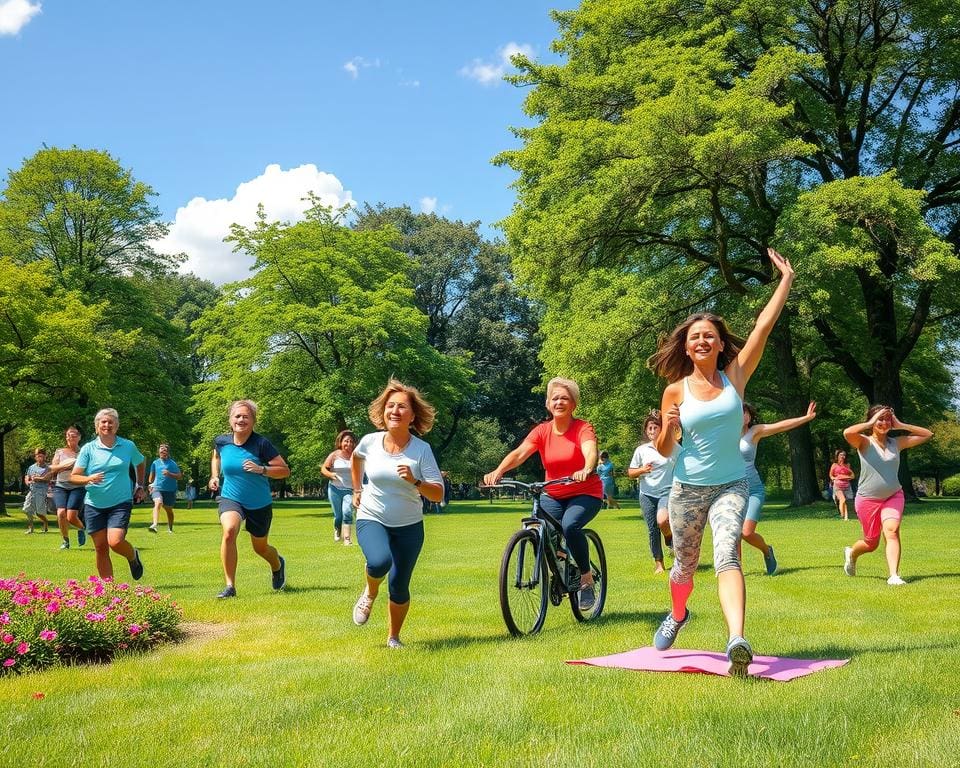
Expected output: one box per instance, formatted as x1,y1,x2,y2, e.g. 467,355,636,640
0,574,183,675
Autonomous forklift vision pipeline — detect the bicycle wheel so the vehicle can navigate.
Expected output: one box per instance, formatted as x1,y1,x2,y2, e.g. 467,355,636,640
499,528,548,636
569,528,607,622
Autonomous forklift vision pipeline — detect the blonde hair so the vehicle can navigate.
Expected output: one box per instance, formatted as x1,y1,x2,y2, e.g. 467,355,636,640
545,377,580,406
368,379,436,434
228,399,259,423
93,408,119,427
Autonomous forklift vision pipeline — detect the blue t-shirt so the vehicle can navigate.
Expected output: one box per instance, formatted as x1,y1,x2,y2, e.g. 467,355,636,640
150,458,181,492
213,432,280,509
76,437,145,509
597,460,614,482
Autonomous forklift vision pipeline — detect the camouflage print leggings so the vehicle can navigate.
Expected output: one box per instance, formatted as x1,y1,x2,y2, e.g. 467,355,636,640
668,478,748,583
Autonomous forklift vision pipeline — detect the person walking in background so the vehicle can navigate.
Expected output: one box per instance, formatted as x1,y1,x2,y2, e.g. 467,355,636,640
628,410,675,575
209,400,291,599
597,451,621,509
647,247,794,676
50,426,87,549
483,377,604,611
184,478,198,509
148,443,182,534
739,401,817,575
22,448,52,535
70,409,146,580
351,380,444,648
842,406,932,586
321,430,357,545
830,450,855,521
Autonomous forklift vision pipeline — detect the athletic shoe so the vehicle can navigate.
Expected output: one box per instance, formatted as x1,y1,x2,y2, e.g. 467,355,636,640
129,549,144,581
59,540,70,550
843,546,856,576
24,529,33,535
167,528,173,534
77,528,86,547
343,538,352,546
887,574,907,586
726,635,754,677
334,532,341,542
271,556,286,591
578,584,596,611
148,524,158,534
387,637,404,649
653,608,691,651
216,585,237,599
353,592,375,625
764,545,779,576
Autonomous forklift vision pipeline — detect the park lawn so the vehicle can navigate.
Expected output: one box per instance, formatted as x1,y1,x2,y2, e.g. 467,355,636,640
1,496,959,768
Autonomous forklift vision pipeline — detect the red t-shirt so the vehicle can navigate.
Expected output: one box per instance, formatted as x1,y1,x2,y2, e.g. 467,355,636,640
523,419,604,500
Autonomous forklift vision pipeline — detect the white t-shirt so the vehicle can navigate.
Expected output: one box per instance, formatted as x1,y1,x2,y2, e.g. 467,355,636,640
328,455,353,490
629,442,676,498
354,432,442,527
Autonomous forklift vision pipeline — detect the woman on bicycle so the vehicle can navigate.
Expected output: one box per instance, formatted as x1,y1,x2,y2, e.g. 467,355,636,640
484,377,603,611
647,248,794,676
351,380,444,648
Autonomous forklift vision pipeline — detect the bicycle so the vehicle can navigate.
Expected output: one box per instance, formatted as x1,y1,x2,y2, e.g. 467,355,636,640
489,477,607,636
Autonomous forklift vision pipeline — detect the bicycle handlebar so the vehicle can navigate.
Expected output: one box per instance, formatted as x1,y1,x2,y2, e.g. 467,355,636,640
480,476,574,493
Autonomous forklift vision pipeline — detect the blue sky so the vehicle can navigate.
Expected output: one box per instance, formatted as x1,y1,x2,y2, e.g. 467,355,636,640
0,1,571,282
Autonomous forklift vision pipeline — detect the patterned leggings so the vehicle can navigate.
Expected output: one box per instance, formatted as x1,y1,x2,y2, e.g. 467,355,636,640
668,478,748,583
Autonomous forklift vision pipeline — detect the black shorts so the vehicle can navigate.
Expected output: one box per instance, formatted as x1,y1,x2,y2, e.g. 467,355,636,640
218,498,273,538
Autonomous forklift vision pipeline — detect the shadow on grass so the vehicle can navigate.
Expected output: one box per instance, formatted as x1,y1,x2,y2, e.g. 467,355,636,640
590,608,665,626
416,632,513,650
784,638,960,659
903,572,960,583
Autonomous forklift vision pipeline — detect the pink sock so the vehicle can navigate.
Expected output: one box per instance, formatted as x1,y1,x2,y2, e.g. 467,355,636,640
670,578,693,621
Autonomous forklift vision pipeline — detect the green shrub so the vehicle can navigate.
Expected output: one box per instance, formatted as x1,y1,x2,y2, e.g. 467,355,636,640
0,574,183,674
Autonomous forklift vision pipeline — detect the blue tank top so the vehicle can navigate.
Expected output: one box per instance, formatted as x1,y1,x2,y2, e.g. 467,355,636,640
675,373,746,486
739,429,763,490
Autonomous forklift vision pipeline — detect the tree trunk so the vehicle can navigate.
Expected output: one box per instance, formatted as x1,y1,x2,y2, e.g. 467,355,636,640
0,425,14,517
770,319,821,505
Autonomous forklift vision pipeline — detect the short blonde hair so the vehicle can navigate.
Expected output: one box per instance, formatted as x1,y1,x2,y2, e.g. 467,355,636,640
545,377,580,407
228,399,259,423
368,379,436,434
93,408,119,427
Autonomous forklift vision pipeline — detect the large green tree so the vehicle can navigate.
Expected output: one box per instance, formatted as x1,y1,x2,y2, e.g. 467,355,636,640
497,0,960,502
191,204,473,484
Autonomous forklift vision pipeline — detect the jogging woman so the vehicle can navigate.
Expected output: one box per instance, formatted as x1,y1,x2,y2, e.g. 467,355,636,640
50,426,86,549
148,443,182,534
842,406,932,585
628,410,675,575
321,430,357,545
830,450,855,521
647,247,794,676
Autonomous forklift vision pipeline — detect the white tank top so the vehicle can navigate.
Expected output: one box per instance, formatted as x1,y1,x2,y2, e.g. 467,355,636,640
328,454,353,490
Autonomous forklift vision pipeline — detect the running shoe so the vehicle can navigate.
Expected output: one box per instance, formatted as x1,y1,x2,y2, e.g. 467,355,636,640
129,549,144,581
59,540,70,550
726,635,754,677
653,608,691,651
843,546,856,576
77,528,86,547
334,532,341,542
887,574,907,586
578,584,596,611
148,524,158,534
764,545,779,576
353,592,375,625
271,556,286,590
217,585,237,599
387,637,404,649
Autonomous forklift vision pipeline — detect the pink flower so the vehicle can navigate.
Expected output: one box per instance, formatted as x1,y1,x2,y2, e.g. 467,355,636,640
3,659,14,668
12,594,31,606
84,613,106,622
0,612,9,625
39,630,57,642
45,602,60,614
16,642,29,655
1,634,13,644
128,624,142,636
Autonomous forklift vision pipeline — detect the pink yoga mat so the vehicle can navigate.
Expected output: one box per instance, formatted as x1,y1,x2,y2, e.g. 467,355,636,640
569,647,849,682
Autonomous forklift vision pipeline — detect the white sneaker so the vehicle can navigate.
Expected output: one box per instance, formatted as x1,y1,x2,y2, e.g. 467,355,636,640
843,547,856,576
334,532,341,542
353,592,375,625
887,574,906,586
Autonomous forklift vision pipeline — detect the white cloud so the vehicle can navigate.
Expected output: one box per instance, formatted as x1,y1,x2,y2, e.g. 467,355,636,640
459,42,534,86
156,164,354,285
343,56,380,79
419,196,437,215
0,0,41,35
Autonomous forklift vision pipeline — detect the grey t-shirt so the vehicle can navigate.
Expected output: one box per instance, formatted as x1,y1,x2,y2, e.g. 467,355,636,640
857,437,901,500
354,432,442,527
629,442,675,498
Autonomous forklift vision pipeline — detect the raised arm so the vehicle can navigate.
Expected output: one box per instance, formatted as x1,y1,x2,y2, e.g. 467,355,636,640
483,441,539,487
726,249,795,391
751,402,817,442
843,410,886,452
892,412,933,451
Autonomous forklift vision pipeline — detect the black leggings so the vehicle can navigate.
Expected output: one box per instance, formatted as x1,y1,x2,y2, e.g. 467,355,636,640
539,494,602,573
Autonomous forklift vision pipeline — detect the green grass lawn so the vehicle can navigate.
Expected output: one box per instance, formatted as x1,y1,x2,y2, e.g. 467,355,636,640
1,495,958,768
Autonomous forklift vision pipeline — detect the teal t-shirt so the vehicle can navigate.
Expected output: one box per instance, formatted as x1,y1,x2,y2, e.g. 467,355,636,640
76,436,145,508
213,432,279,509
150,458,181,492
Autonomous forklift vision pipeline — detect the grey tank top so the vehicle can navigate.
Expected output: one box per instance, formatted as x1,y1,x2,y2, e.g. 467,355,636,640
739,430,762,488
857,437,901,499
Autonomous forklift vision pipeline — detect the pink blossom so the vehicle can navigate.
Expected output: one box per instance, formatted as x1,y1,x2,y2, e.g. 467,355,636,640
39,630,57,642
12,594,31,606
45,602,60,614
16,642,29,655
0,612,9,625
84,613,106,622
128,624,142,636
1,634,13,644
3,659,14,668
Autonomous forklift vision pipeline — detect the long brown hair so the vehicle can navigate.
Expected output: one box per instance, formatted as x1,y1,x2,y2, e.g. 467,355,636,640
647,313,744,382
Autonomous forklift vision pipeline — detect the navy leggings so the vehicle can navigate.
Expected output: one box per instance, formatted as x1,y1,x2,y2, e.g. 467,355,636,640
356,519,424,604
538,494,602,573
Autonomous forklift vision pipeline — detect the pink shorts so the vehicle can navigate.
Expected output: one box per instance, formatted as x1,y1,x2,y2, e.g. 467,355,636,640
854,490,904,542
